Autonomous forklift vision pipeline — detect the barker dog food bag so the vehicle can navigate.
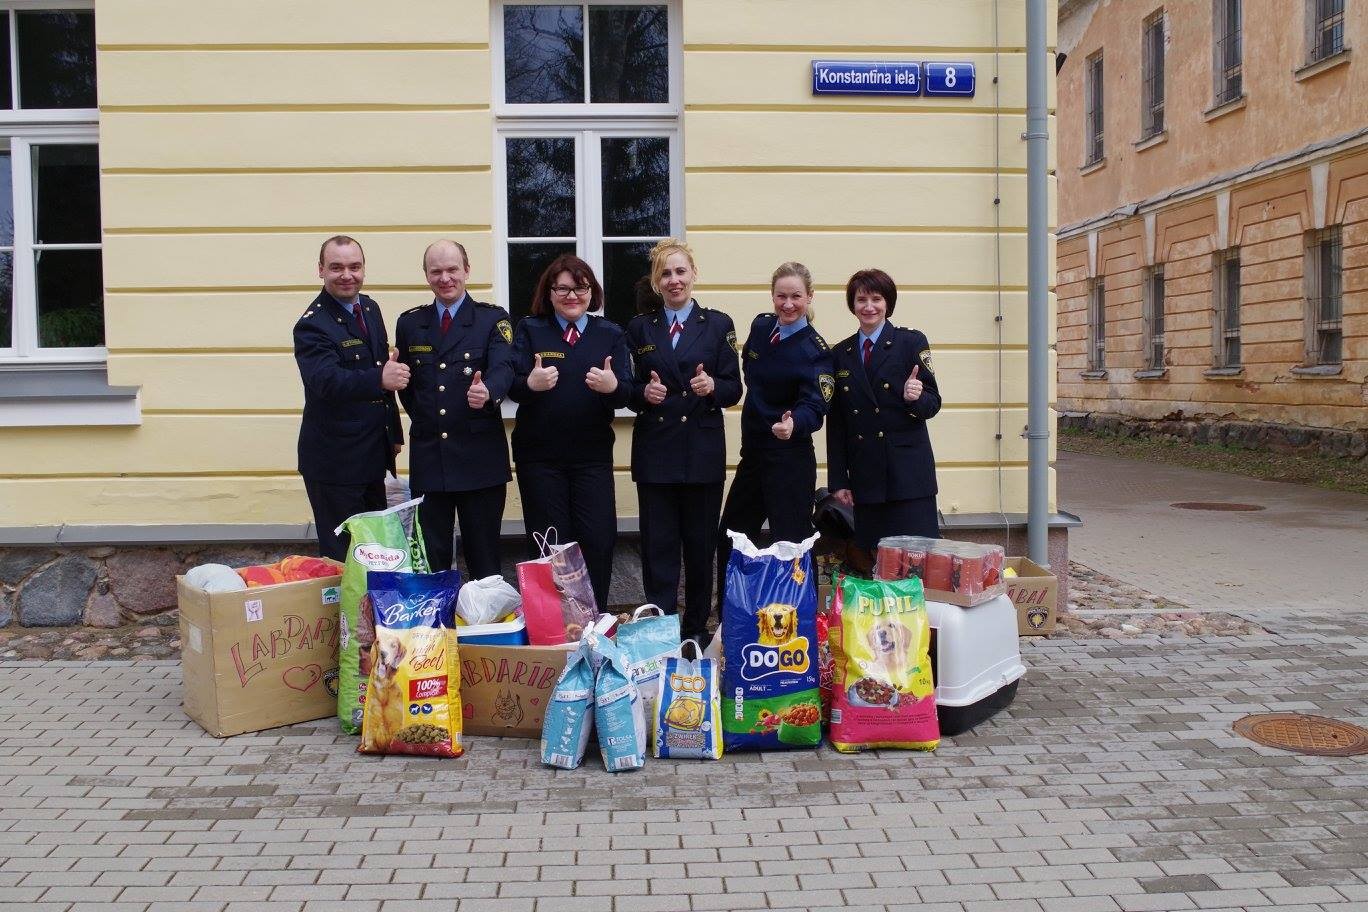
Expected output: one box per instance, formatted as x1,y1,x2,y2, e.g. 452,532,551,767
335,497,429,734
359,569,464,758
720,532,822,752
591,633,647,772
615,604,680,724
829,574,938,753
541,638,596,769
652,639,723,760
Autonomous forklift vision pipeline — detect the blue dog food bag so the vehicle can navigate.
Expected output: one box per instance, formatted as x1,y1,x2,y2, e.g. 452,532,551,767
540,639,596,769
720,532,822,752
592,634,647,772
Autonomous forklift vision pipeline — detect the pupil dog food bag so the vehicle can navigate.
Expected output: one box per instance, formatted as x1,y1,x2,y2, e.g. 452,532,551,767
335,497,430,734
591,633,648,772
359,569,464,758
829,574,938,753
720,532,823,752
653,639,723,760
615,604,681,724
541,638,596,769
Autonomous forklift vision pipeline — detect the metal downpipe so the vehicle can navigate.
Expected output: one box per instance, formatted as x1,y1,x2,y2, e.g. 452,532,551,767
1025,0,1051,565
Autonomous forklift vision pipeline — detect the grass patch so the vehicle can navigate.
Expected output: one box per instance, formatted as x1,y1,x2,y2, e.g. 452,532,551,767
1058,426,1368,496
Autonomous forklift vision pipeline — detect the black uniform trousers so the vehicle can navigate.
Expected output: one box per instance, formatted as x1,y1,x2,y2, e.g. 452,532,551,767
853,496,940,551
416,486,507,579
304,477,387,562
517,460,616,611
715,444,817,614
638,481,723,642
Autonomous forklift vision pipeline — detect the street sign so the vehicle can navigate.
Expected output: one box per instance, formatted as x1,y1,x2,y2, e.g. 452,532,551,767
811,60,921,96
923,61,977,97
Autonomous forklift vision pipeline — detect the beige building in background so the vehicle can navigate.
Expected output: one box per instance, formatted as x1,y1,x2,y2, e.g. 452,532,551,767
1057,0,1367,445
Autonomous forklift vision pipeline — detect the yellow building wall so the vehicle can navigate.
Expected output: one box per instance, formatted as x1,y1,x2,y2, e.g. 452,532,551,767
1,0,1057,528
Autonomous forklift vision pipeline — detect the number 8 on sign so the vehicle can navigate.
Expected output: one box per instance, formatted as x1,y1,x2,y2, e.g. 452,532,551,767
924,61,976,97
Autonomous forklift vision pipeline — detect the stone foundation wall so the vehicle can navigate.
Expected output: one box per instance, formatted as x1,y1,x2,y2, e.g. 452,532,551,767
1061,412,1368,462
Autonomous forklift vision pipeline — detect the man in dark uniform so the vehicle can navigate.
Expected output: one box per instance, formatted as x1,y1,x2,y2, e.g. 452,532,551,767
395,240,514,578
294,235,408,561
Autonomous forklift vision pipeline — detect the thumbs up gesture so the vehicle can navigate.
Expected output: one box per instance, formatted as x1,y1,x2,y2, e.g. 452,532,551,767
528,353,559,392
771,409,794,441
644,369,667,405
903,365,924,403
467,369,490,409
586,355,618,394
381,347,410,391
689,363,714,397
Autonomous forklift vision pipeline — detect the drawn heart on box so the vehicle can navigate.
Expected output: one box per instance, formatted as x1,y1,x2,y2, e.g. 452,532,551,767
282,664,324,692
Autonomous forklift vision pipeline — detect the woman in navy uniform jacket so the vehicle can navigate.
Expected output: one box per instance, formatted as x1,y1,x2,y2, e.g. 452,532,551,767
626,239,742,643
827,268,943,550
715,261,834,616
509,254,633,610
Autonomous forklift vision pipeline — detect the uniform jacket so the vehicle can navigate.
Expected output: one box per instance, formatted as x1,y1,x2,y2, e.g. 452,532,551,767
508,314,633,465
394,297,515,492
826,324,942,503
625,303,743,485
293,290,403,485
738,313,834,450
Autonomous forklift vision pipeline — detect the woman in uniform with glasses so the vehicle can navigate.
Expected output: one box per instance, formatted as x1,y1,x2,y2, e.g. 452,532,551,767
509,253,633,611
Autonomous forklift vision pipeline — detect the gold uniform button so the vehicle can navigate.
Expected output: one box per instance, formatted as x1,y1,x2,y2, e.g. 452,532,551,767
883,382,891,389
438,385,446,392
439,362,447,370
439,408,446,416
441,432,448,440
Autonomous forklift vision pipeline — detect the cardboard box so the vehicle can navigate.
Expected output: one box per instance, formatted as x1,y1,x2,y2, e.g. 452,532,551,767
178,573,343,737
1004,557,1059,636
458,643,571,738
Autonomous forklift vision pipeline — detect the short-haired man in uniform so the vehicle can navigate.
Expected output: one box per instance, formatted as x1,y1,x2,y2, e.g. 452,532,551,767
394,240,515,577
294,235,409,561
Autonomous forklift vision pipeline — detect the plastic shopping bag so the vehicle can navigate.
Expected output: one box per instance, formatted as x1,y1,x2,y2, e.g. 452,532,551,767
335,497,430,734
455,575,523,627
541,637,596,769
591,633,647,772
517,529,599,646
614,604,680,723
652,639,723,760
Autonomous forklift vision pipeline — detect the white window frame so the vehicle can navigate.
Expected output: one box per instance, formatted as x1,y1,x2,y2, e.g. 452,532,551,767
1142,265,1166,372
491,0,683,321
0,0,101,366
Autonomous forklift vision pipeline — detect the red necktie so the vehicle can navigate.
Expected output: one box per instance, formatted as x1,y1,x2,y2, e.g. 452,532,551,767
669,320,683,346
770,328,781,346
440,309,452,336
863,337,873,366
564,323,580,346
352,303,368,339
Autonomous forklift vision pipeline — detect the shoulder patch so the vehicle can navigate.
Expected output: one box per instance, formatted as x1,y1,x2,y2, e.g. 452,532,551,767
818,373,835,402
725,329,737,352
919,349,934,374
496,319,513,344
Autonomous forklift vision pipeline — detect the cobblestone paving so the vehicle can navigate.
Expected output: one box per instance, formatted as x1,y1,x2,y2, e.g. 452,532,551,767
2,608,1366,911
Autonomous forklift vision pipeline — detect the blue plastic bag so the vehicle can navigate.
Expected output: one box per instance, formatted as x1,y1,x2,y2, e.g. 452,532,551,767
614,604,681,724
592,634,647,772
541,638,596,769
720,532,822,752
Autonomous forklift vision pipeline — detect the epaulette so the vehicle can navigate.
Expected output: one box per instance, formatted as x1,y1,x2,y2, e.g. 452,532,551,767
402,304,426,315
810,331,829,352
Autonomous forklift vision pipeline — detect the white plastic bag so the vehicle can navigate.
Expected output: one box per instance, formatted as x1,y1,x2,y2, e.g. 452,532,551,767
455,575,523,626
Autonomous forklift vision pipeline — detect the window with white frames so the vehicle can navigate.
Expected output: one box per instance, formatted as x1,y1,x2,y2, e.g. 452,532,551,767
0,4,101,363
494,1,681,327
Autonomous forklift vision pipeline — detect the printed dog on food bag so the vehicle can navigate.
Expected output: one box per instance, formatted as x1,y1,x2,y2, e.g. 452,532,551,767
865,616,913,672
758,602,798,645
367,632,408,746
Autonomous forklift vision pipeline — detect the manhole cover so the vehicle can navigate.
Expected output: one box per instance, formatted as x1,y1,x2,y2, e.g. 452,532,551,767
1171,502,1265,512
1233,713,1368,756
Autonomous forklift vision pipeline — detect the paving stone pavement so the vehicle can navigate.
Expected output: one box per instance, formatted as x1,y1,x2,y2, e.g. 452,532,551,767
2,605,1366,912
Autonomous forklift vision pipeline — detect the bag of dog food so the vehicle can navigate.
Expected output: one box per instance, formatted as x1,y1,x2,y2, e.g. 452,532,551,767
615,604,680,724
592,634,647,772
829,574,938,753
652,639,723,760
335,497,430,734
541,638,596,769
720,532,822,752
358,569,464,758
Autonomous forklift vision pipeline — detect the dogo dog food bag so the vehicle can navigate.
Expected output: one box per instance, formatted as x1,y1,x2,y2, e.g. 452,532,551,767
541,638,596,769
721,532,823,752
335,497,430,734
652,639,723,760
359,569,464,758
591,633,648,772
829,574,939,753
615,604,680,724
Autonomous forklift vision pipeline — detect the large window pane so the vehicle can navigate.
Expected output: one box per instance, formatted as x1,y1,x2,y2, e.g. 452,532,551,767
507,137,576,238
601,137,669,236
0,20,12,110
508,242,575,324
36,248,103,348
17,11,95,109
33,144,100,244
589,5,668,104
504,5,584,104
0,253,12,348
602,241,654,328
0,150,13,246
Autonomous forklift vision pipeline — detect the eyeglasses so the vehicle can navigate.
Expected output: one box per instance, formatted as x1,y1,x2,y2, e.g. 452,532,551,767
551,284,592,298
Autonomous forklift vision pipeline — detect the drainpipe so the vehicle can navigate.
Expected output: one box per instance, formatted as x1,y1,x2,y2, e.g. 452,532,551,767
1025,0,1050,566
